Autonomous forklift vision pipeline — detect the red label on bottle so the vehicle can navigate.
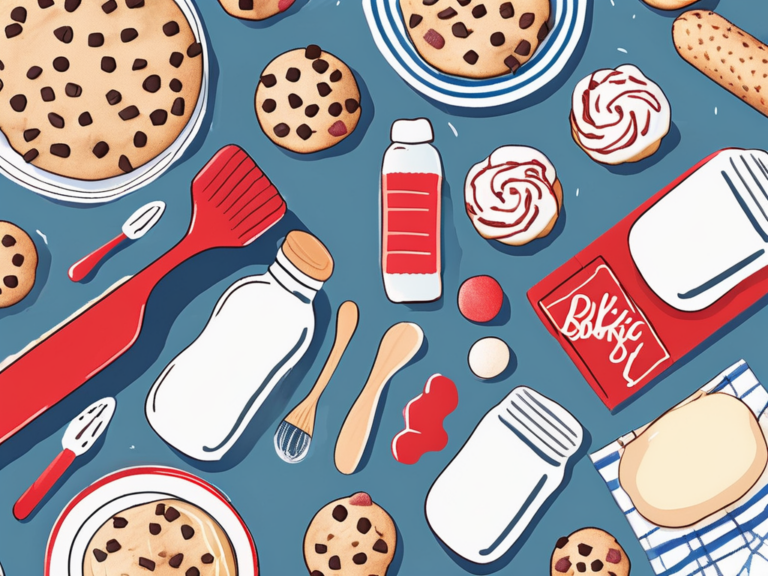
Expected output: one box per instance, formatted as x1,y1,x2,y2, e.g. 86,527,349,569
382,172,441,274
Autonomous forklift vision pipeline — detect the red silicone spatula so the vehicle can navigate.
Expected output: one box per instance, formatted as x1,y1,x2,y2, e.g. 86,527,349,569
0,145,287,445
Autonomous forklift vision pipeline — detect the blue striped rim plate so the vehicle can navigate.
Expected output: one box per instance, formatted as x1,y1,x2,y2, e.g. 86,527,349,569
363,0,587,108
0,0,209,204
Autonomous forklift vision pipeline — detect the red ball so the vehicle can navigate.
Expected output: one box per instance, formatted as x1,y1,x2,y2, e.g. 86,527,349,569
458,275,504,323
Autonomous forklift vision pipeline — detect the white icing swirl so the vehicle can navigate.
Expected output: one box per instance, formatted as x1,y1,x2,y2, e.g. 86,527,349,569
464,146,560,246
571,64,670,164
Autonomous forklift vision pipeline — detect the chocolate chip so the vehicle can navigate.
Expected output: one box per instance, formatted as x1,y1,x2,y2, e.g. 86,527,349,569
423,0,438,4
537,21,549,41
576,562,586,572
186,569,200,576
353,553,367,565
149,522,161,535
22,149,38,163
310,572,324,576
155,504,166,516
48,113,64,128
373,539,388,553
101,57,116,72
187,42,203,57
11,7,26,22
79,112,93,126
93,141,109,158
171,98,184,116
261,73,277,87
134,131,147,147
113,517,128,528
330,70,342,82
1,235,15,247
201,553,214,564
169,553,184,568
54,26,73,43
181,525,195,540
106,89,122,105
305,44,322,59
273,123,290,137
65,83,82,97
89,33,104,47
10,95,26,112
106,539,121,553
143,75,161,93
0,61,4,70
64,0,80,11
357,518,371,533
262,99,276,112
305,104,319,117
170,52,184,68
317,82,331,96
438,7,457,18
606,549,622,564
138,557,156,570
491,32,505,46
554,557,572,572
27,66,42,80
514,40,531,56
313,59,329,74
164,506,180,522
163,21,179,36
328,556,341,570
50,143,70,157
5,24,22,38
578,544,593,556
41,87,55,101
12,254,24,267
239,0,253,8
39,0,54,8
472,4,487,17
102,0,117,12
119,155,133,172
500,2,514,18
288,93,303,109
93,549,108,562
328,102,342,116
519,12,535,28
409,14,423,28
297,124,312,140
423,28,445,49
119,105,139,120
53,56,69,72
332,505,348,522
591,560,604,571
133,58,148,70
458,0,470,5
464,50,479,64
23,129,39,142
121,27,138,42
170,79,183,92
556,537,569,549
452,22,470,38
126,0,144,7
286,67,301,82
0,79,4,92
315,544,328,554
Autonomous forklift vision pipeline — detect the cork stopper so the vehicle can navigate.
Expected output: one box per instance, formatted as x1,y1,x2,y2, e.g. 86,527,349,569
282,231,334,282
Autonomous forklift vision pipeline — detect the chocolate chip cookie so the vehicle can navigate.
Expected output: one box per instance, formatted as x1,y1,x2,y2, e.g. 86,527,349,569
0,0,204,181
304,492,396,576
550,528,631,576
400,0,551,78
83,499,237,576
218,0,296,20
0,221,37,308
255,45,361,154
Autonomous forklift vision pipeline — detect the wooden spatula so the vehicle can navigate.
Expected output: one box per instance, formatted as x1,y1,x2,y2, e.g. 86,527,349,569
334,322,424,475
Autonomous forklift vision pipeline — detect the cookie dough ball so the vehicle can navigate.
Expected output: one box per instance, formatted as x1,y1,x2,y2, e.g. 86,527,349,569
468,337,509,379
0,222,37,308
255,45,361,154
218,0,296,20
458,275,504,323
551,528,630,575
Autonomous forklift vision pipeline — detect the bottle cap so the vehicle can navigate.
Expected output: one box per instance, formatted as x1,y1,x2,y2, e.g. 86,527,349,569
391,118,434,144
282,231,334,282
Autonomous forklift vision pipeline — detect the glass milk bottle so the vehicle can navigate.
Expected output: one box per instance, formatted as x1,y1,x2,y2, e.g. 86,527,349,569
145,230,333,461
381,118,443,303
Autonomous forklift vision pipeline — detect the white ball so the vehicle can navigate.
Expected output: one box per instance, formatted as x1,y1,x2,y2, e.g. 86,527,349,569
468,337,510,379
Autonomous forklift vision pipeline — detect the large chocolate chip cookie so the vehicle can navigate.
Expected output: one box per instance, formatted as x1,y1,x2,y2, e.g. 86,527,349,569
400,0,551,78
550,528,631,576
0,221,37,308
303,492,396,576
0,0,203,181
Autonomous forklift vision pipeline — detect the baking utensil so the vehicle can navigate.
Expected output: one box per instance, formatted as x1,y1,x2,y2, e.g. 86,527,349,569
68,201,166,282
274,300,359,464
13,397,116,521
0,145,286,446
334,321,423,475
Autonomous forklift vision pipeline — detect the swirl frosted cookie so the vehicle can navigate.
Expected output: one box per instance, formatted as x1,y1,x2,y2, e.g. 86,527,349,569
0,0,204,181
570,65,670,165
464,145,562,246
218,0,295,20
400,0,551,79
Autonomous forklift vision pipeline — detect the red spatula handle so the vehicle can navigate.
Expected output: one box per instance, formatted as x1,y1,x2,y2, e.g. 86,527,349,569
13,449,76,520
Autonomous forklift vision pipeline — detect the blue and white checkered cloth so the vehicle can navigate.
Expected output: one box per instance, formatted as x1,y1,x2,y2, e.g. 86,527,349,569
591,360,768,576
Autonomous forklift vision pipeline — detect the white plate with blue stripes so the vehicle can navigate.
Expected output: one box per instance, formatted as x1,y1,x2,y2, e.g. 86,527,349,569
363,0,588,108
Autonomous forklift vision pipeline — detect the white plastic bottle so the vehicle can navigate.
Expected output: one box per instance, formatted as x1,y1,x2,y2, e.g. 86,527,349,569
381,118,443,303
145,231,333,461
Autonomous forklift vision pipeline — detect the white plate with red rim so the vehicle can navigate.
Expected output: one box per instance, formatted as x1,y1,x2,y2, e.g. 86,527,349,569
45,466,258,576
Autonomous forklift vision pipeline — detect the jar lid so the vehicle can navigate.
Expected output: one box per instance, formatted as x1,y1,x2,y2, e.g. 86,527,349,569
391,118,434,144
282,231,334,282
